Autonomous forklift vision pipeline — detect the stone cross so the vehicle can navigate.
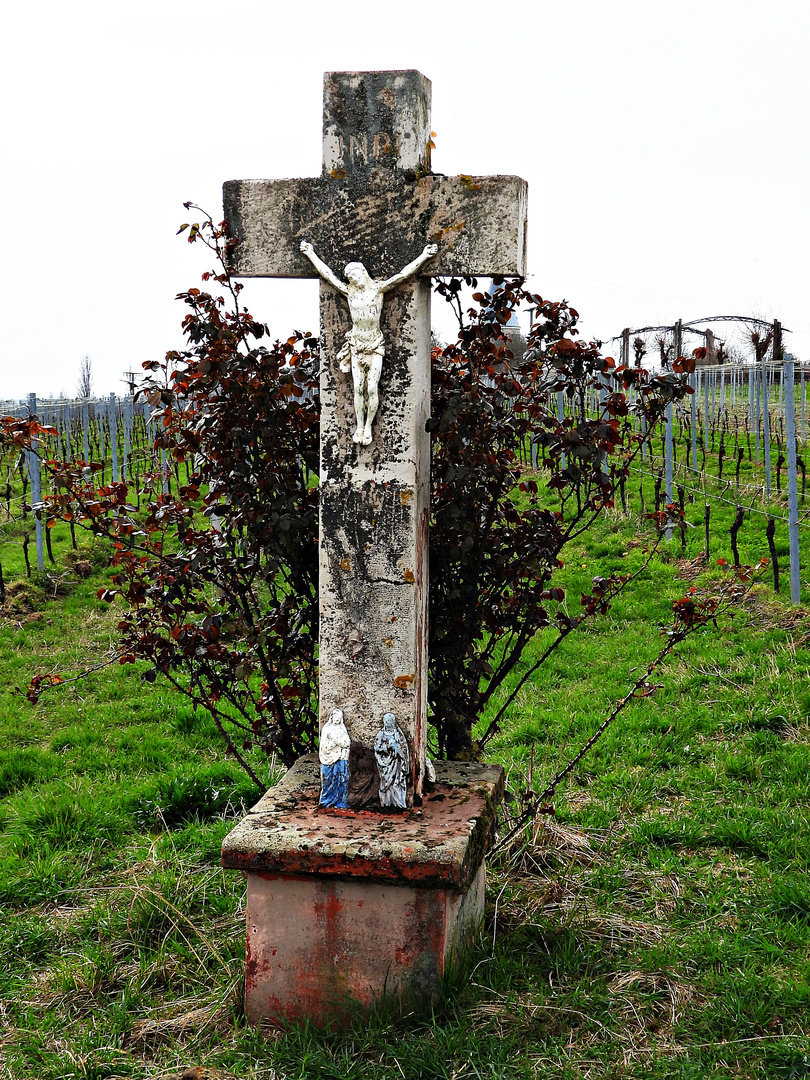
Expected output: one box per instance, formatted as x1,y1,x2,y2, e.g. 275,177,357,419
224,70,527,809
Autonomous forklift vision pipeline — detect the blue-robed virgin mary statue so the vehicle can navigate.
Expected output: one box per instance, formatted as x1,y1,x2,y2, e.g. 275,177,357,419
318,709,351,809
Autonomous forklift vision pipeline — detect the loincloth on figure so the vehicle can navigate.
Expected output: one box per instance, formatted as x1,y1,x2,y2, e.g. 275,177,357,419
338,330,385,373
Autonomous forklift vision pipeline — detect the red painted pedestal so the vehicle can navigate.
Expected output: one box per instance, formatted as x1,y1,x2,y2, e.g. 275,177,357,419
221,755,504,1027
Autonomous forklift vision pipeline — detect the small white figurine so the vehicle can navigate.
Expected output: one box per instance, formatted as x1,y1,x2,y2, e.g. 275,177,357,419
319,709,351,809
374,712,410,809
300,240,439,445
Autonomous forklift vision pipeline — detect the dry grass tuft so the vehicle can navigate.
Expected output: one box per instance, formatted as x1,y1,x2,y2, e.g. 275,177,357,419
470,991,622,1042
651,873,682,917
608,969,698,1028
534,819,602,865
130,1003,228,1044
608,975,699,1068
742,588,810,632
152,1066,241,1080
500,817,605,875
495,873,666,949
549,898,665,948
489,818,670,952
675,552,708,582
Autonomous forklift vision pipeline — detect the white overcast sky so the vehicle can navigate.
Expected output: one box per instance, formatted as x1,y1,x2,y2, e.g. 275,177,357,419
1,0,808,400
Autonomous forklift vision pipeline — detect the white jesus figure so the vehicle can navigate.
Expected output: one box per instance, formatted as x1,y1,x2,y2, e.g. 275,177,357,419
300,240,439,445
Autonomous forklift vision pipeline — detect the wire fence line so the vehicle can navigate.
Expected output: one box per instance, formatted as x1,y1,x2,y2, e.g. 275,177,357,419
624,458,810,533
615,361,805,601
4,361,808,601
1,392,156,479
2,392,177,574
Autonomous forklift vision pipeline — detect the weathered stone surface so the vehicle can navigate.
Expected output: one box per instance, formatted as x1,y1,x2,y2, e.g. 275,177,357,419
318,272,430,799
314,73,439,807
322,69,432,177
243,864,485,1026
223,172,528,280
220,68,519,1028
225,69,526,282
221,755,505,890
222,753,503,1026
223,69,527,809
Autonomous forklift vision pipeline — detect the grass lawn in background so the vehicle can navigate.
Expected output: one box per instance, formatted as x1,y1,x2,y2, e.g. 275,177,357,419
0,481,809,1078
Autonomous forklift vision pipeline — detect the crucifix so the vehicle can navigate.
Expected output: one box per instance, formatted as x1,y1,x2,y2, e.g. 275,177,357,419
299,238,439,445
224,70,527,809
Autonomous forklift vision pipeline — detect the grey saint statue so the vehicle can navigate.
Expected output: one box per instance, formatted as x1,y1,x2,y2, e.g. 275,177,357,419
374,712,410,809
299,240,438,445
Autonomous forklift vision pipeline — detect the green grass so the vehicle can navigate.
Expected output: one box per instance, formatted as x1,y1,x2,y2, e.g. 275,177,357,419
1,452,810,1078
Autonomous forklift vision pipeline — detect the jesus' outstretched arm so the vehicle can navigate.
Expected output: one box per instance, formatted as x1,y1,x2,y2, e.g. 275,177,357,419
380,243,439,294
299,241,348,296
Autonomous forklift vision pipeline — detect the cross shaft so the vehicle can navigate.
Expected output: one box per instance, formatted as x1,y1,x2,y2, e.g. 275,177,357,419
223,69,527,808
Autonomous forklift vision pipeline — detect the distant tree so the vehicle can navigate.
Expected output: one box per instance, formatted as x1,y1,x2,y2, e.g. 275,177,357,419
633,336,647,368
750,325,774,364
655,333,674,371
77,356,93,399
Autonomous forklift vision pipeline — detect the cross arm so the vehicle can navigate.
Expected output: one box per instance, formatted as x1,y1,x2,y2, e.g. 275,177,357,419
416,174,527,279
223,177,322,279
223,173,527,280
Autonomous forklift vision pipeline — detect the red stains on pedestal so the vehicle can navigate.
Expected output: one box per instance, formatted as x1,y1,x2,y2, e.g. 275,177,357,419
227,758,504,1027
223,756,503,890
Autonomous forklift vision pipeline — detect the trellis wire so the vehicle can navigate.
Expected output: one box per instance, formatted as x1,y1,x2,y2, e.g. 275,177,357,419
3,392,172,534
548,354,808,602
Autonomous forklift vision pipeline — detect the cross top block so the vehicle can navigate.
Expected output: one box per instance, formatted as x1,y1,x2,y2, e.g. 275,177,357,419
322,70,432,179
223,69,527,283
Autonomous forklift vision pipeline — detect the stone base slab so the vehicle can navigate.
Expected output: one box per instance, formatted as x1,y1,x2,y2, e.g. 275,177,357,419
222,756,504,1026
